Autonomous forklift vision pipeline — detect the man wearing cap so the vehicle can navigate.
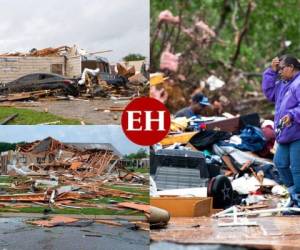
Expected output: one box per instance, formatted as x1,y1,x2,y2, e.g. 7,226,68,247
175,93,211,118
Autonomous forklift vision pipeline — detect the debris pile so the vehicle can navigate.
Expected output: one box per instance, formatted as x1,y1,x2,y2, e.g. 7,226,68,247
0,46,74,57
0,137,149,218
150,112,292,223
149,112,300,248
77,62,148,99
0,45,149,103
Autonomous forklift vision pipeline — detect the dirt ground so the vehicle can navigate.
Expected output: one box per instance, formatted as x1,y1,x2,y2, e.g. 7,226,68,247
20,98,129,124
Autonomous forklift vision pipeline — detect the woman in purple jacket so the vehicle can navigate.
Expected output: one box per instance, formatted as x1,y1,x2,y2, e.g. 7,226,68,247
262,55,300,213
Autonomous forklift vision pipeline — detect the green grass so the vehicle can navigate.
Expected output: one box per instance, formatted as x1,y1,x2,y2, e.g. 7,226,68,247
0,176,13,183
107,184,148,194
0,176,30,185
127,167,149,174
89,195,148,204
89,197,126,204
105,185,149,204
0,107,81,125
0,178,149,215
0,206,143,216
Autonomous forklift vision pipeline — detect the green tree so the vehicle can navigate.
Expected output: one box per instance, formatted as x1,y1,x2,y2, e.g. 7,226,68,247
123,53,146,61
151,0,300,115
0,142,17,153
124,148,148,159
0,142,26,153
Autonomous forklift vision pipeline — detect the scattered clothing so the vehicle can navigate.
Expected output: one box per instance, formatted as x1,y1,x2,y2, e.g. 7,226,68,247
189,130,231,151
232,126,266,152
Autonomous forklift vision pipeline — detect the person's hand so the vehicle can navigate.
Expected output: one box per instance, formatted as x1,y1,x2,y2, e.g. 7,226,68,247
271,57,280,72
150,86,168,103
281,114,292,126
213,100,223,113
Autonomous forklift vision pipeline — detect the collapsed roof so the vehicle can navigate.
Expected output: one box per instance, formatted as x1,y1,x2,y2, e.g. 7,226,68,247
0,45,88,58
17,137,120,157
0,46,73,57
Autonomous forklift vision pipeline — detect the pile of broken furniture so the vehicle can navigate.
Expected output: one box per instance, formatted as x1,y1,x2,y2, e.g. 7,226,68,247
149,113,295,231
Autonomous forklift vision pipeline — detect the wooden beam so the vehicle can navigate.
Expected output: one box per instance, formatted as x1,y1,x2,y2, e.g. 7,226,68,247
0,113,18,125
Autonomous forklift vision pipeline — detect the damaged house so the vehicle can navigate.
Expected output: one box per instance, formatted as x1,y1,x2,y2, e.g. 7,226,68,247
0,137,147,205
0,45,148,100
0,137,121,177
0,45,112,84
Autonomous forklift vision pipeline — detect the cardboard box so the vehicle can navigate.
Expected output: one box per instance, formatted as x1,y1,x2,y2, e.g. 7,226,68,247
151,196,212,217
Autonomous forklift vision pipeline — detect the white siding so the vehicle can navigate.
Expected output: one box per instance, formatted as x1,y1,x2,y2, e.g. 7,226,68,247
0,56,65,83
66,56,81,78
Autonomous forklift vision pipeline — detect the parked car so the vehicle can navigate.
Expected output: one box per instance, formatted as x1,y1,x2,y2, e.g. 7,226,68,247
0,73,79,96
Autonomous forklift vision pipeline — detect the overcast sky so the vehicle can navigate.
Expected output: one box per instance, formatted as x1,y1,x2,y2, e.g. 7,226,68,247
0,125,145,155
0,0,149,63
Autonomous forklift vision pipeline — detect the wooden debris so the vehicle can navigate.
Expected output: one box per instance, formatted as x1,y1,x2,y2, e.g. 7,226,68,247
0,113,18,125
28,216,79,227
0,137,148,213
95,220,122,227
237,204,269,211
94,106,125,112
117,63,135,78
117,202,150,214
0,193,47,202
0,90,54,102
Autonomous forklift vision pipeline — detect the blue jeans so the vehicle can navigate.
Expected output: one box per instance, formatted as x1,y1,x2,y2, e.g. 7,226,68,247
274,140,300,193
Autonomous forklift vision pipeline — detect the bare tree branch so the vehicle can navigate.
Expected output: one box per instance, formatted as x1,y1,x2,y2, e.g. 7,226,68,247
215,0,232,35
230,1,255,67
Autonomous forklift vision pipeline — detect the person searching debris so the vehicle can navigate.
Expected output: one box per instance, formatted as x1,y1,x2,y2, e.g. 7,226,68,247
175,93,211,118
262,55,300,214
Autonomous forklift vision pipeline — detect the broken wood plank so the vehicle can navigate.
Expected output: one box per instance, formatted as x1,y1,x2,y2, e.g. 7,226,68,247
0,193,47,202
0,90,55,102
95,219,122,227
117,202,150,214
28,216,79,227
93,106,125,112
0,113,18,125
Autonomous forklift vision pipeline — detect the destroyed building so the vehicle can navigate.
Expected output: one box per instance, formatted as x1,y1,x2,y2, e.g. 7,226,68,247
0,136,148,212
0,45,111,83
0,137,121,176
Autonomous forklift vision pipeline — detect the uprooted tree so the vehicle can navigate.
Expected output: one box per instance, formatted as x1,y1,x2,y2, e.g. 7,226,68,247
150,0,300,116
